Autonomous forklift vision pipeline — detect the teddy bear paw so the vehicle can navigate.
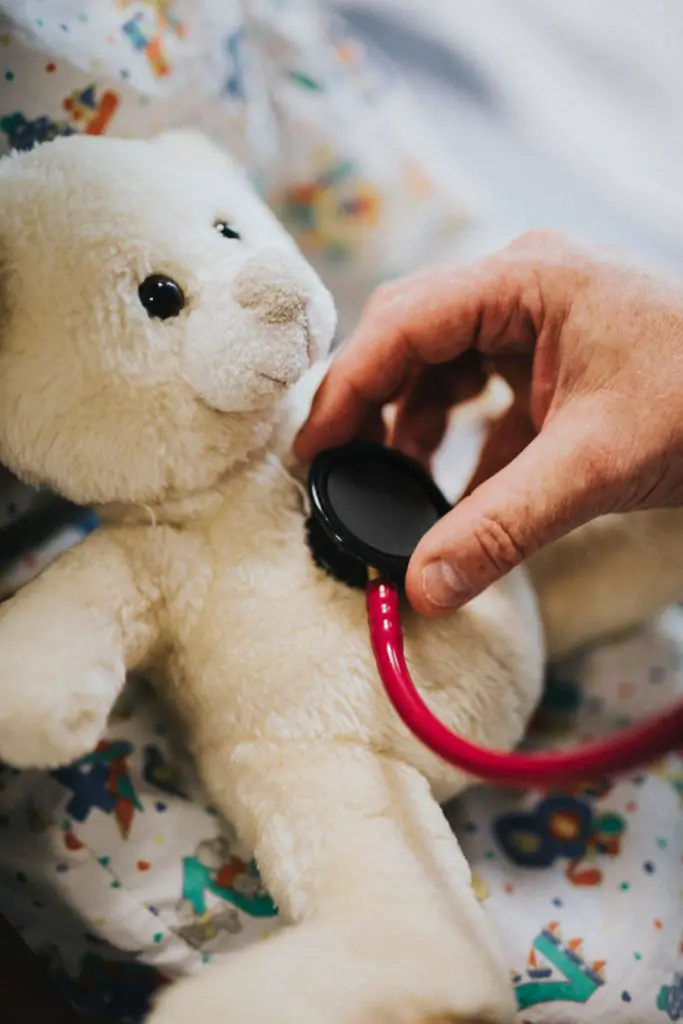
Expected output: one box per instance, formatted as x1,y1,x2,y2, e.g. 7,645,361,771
0,660,124,769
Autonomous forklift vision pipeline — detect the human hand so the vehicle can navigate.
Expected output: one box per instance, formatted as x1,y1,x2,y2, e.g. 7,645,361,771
294,231,683,615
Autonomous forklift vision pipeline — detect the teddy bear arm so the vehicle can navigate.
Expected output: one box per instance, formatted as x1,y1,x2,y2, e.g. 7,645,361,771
0,528,161,769
153,739,515,1024
529,508,683,659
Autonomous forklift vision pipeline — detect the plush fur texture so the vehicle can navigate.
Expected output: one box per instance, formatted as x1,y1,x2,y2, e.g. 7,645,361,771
1,133,683,1024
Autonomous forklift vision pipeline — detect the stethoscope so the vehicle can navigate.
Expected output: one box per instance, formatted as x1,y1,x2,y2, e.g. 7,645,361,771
306,441,683,787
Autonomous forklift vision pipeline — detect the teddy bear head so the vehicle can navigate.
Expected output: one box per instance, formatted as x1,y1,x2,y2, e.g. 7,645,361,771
0,132,337,508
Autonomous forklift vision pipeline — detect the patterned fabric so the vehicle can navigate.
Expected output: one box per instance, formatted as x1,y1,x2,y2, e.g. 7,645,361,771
454,617,683,1023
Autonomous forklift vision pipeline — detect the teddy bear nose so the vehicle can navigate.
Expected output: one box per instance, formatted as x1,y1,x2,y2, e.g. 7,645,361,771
233,251,308,325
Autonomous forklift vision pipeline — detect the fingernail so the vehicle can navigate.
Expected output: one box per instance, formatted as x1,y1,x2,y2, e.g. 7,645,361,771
421,560,472,609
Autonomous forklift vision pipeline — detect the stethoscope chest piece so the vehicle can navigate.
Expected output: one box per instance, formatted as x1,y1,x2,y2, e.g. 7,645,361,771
306,441,451,590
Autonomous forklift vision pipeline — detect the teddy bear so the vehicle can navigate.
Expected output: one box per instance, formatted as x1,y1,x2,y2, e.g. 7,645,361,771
2,131,683,1024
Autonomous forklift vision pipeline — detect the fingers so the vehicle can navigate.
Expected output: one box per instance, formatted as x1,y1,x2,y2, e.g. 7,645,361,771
391,351,490,465
405,400,622,616
356,406,388,447
294,254,544,462
462,400,537,496
459,353,536,493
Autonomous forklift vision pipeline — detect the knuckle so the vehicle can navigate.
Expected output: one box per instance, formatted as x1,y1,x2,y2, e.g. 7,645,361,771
511,228,571,254
510,231,598,292
469,512,529,579
614,451,682,512
568,417,640,513
367,280,401,313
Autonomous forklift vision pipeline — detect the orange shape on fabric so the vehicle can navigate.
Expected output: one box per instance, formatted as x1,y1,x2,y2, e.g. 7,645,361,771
137,860,151,872
569,865,603,886
548,810,582,840
64,832,83,851
215,858,247,889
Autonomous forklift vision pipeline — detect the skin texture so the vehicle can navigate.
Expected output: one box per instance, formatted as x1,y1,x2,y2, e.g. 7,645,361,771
294,231,683,616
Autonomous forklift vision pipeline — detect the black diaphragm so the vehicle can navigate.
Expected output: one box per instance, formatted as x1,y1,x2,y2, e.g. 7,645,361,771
306,441,451,590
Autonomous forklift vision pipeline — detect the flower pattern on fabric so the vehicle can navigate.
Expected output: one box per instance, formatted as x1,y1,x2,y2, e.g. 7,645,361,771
494,785,626,887
272,148,382,263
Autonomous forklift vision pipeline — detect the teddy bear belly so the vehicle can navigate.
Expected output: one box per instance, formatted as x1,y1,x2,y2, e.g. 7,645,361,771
165,538,545,799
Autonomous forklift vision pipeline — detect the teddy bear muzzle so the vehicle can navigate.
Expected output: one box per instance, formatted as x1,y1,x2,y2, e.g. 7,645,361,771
182,249,317,414
233,251,309,328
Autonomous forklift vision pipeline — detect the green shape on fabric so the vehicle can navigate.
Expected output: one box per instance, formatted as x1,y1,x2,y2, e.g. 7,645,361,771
514,931,603,1010
288,70,324,91
181,856,276,918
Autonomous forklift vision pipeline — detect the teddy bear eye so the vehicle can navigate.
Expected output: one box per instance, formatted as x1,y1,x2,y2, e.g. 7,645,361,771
138,274,186,320
214,220,241,240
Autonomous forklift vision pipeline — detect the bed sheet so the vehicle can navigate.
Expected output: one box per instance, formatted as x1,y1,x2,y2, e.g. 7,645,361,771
334,0,683,278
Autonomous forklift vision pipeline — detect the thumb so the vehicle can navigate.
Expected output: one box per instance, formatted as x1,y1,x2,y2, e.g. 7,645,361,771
405,404,620,615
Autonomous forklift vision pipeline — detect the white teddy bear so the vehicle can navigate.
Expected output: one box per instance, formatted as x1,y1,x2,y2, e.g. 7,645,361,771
1,131,683,1024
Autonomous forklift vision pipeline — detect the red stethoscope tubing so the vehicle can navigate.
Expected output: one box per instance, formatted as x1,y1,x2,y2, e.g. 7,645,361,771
366,578,683,786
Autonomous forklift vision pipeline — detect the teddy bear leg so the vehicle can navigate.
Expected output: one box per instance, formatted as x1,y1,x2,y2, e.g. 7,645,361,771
528,508,683,660
148,742,514,1024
